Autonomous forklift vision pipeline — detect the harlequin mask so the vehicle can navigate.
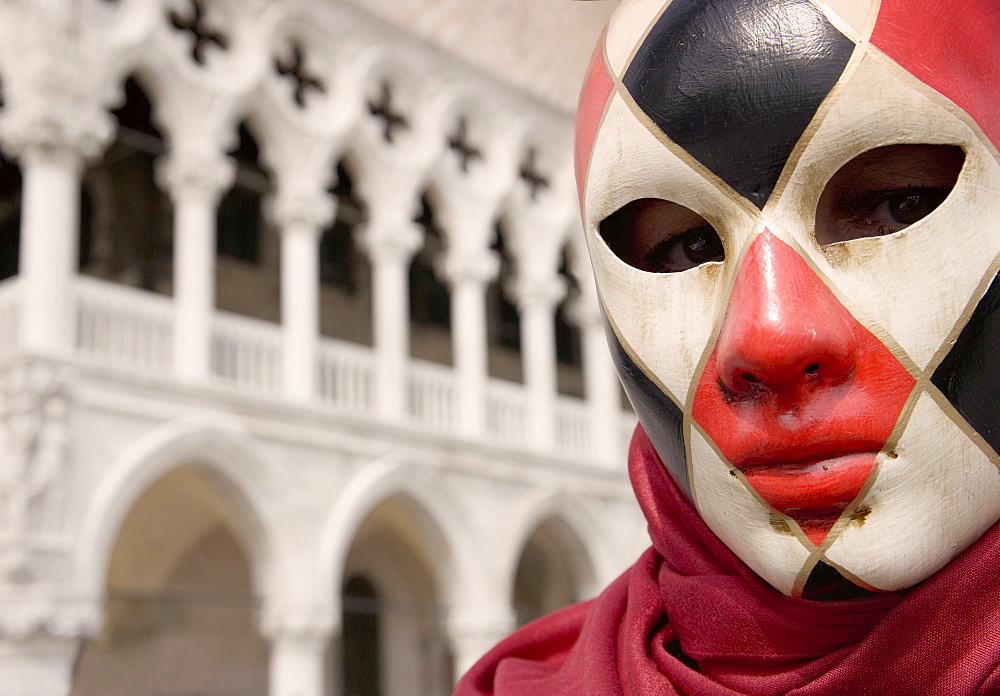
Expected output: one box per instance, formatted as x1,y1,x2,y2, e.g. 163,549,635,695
577,0,1000,597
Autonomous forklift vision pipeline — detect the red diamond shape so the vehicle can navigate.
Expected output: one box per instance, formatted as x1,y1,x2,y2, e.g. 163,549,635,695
692,232,915,545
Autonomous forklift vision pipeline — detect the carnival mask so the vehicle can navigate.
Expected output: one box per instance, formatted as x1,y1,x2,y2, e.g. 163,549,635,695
577,0,1000,597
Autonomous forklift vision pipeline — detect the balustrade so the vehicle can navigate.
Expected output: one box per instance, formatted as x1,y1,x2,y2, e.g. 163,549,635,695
75,277,173,373
407,358,458,431
555,396,592,458
485,379,529,448
0,0,630,468
210,312,283,395
316,338,377,415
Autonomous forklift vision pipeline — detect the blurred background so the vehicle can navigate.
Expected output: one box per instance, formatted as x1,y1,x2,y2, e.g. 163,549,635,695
0,1,646,695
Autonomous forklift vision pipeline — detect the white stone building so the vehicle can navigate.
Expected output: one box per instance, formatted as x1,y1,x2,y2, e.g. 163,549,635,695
0,1,644,695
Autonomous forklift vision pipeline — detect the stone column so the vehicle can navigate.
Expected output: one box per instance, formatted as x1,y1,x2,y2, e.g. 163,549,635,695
0,597,100,696
358,220,424,421
261,602,335,696
272,191,336,401
447,606,515,684
0,635,79,696
0,89,112,357
510,275,565,451
156,152,235,382
569,277,622,464
440,250,499,437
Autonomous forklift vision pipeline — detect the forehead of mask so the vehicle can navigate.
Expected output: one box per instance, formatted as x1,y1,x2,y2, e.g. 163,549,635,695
578,0,1000,595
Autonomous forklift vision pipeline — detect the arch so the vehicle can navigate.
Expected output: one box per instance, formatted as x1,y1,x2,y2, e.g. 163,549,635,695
498,488,615,605
317,456,484,613
75,415,289,603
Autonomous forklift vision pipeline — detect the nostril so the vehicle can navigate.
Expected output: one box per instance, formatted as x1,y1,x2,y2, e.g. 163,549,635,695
805,363,820,375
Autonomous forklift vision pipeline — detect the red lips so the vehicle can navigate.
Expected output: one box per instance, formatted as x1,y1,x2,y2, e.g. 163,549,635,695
692,232,915,545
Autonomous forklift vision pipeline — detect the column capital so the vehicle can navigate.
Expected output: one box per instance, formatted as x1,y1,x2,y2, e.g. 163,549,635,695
270,190,337,233
447,605,516,678
508,274,566,313
0,47,114,165
155,151,236,204
0,595,101,641
447,604,516,636
259,600,336,645
0,97,113,165
357,220,424,265
566,293,604,330
439,249,500,287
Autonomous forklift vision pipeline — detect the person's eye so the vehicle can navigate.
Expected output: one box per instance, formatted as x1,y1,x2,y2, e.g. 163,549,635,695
599,198,724,273
848,186,951,237
644,224,724,272
815,144,965,246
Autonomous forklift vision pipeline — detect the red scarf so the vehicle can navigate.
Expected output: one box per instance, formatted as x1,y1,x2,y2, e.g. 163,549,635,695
455,426,1000,695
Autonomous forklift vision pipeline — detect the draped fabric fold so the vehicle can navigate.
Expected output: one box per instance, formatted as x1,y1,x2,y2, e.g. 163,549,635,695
455,426,1000,696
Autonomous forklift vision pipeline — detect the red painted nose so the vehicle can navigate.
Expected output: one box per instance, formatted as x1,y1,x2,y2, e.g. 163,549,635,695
714,231,858,400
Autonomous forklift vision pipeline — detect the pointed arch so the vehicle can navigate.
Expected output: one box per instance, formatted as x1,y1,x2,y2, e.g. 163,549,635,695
76,416,289,602
499,488,615,606
317,456,484,612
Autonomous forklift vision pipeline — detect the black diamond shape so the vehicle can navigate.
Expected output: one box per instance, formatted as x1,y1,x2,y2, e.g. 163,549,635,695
623,0,855,209
801,560,876,600
931,269,1000,454
605,320,689,494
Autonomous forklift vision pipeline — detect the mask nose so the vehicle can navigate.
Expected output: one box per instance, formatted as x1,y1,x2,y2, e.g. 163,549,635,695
714,231,857,402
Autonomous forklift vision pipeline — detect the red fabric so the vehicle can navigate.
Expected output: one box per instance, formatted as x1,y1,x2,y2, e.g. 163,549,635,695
455,426,1000,695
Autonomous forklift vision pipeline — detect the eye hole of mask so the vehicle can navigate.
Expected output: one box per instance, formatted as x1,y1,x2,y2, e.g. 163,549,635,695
599,198,724,273
815,144,965,246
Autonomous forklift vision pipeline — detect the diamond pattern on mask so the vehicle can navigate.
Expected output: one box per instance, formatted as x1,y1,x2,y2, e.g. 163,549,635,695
931,267,1000,456
622,0,855,209
689,425,811,595
824,391,1000,591
800,560,876,601
692,232,915,546
605,319,689,494
871,0,1000,152
576,28,615,207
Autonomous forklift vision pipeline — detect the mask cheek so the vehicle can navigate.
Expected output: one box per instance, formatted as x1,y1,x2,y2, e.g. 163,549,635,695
587,231,723,497
824,391,1000,591
689,426,811,595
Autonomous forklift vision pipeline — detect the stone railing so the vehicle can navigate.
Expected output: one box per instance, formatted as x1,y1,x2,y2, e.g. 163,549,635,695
210,311,283,395
59,279,630,464
407,358,458,431
485,379,529,448
555,395,592,459
317,338,377,415
75,276,173,373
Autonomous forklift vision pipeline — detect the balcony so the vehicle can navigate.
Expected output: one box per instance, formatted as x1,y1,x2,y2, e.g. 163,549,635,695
0,276,634,466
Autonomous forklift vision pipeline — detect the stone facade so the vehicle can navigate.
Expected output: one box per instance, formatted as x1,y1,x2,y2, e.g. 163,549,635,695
0,1,642,695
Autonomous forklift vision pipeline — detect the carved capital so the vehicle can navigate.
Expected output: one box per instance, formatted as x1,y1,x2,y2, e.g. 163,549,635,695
155,151,236,203
564,279,603,329
270,190,337,233
0,595,101,640
446,605,516,647
508,274,566,312
438,249,499,287
0,100,113,166
357,220,424,265
259,601,335,645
